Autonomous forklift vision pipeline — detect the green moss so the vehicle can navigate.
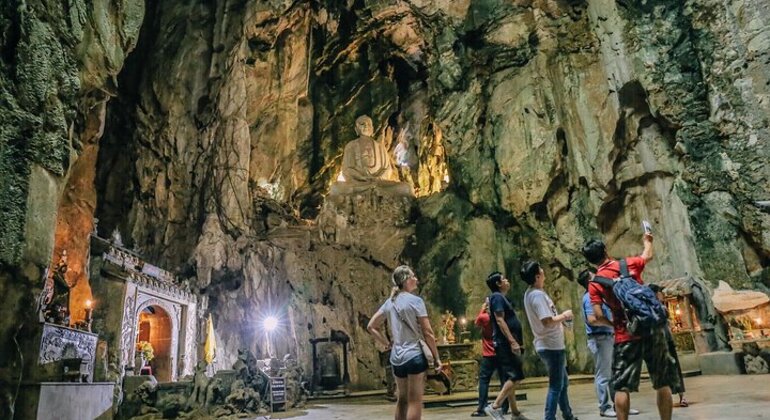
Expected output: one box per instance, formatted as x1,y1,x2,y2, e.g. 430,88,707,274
0,147,30,265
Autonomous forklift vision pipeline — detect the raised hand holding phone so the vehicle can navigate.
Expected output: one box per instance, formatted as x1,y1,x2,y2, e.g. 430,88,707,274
642,220,652,234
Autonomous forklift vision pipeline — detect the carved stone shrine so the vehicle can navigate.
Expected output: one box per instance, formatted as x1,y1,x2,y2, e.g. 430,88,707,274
89,235,198,382
38,323,98,382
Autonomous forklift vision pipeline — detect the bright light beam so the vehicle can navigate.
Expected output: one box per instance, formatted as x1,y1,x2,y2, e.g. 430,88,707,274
263,316,279,332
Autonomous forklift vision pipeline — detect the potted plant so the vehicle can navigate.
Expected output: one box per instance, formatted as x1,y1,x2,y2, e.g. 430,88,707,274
135,341,154,373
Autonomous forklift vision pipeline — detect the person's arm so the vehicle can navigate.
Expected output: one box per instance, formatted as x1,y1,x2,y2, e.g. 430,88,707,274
588,283,614,327
589,304,614,327
366,310,391,350
474,302,489,327
418,316,442,369
493,311,521,351
641,232,654,262
531,292,572,327
583,294,608,327
542,309,573,327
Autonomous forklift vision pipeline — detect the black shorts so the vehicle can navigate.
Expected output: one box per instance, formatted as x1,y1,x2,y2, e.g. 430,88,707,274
392,354,428,378
493,344,526,382
612,327,681,392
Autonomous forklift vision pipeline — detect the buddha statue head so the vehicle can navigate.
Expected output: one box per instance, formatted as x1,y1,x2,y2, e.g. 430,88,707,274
354,115,374,138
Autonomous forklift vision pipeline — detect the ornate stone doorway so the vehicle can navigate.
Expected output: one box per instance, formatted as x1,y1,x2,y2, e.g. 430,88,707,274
137,305,173,382
89,236,198,383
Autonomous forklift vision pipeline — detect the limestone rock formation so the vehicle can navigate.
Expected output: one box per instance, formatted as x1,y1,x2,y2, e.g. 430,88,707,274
2,0,770,409
712,281,770,313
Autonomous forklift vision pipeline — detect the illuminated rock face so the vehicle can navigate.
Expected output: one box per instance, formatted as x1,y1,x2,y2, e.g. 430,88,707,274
2,0,770,395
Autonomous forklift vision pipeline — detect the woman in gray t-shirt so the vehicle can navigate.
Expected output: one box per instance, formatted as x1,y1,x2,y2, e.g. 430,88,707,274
368,265,441,420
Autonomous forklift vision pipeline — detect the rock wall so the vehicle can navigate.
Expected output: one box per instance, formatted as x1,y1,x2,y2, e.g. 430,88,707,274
0,0,143,415
2,0,770,400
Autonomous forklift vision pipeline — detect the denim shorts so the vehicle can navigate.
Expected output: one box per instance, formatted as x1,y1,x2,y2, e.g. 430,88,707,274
392,354,428,378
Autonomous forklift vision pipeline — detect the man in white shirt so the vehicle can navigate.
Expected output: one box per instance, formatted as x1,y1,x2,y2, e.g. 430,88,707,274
521,260,578,420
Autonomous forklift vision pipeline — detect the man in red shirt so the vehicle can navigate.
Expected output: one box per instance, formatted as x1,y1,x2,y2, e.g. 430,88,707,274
472,299,509,417
583,233,678,420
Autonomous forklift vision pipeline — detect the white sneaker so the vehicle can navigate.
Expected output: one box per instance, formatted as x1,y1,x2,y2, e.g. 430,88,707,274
484,404,505,420
600,409,617,417
629,408,640,415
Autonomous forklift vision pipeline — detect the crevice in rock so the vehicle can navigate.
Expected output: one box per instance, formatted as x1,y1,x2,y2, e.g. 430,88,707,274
95,0,157,243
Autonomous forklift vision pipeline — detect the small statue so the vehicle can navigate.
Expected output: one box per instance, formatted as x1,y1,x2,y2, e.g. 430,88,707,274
394,122,419,187
329,115,412,196
205,377,224,407
43,251,71,325
187,361,210,409
441,310,457,344
111,228,124,246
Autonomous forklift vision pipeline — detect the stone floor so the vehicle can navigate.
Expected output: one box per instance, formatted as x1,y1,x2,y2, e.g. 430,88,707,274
276,374,770,419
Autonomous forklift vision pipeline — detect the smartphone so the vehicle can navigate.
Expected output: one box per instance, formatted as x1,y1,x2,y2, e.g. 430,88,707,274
642,220,653,234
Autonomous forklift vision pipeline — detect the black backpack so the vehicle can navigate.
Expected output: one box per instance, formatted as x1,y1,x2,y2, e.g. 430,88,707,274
592,259,668,335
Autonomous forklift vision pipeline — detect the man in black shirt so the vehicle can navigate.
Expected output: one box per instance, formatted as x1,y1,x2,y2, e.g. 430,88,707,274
484,272,531,420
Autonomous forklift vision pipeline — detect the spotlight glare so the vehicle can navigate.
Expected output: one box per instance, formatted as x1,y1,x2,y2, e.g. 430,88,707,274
263,316,279,332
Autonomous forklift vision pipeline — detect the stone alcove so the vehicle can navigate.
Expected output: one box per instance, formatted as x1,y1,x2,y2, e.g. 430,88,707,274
136,304,174,382
89,236,198,383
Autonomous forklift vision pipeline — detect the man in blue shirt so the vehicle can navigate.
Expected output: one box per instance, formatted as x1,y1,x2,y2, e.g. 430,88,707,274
578,269,639,418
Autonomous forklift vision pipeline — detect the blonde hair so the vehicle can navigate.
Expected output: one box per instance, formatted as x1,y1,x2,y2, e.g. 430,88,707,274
390,265,414,302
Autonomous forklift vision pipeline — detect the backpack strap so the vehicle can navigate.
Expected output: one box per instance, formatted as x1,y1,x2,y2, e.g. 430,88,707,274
619,258,630,278
591,275,615,289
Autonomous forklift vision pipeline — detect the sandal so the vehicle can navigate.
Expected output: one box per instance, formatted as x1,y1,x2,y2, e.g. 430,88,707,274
679,397,689,407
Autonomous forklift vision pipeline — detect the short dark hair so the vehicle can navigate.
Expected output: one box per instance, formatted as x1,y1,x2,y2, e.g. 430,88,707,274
582,239,607,265
519,260,541,286
648,283,663,294
577,268,596,290
486,272,503,292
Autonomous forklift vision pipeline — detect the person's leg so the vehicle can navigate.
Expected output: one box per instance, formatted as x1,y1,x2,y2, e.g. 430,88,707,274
666,331,686,398
656,386,673,420
496,364,510,414
394,375,409,420
505,380,519,416
538,349,565,420
644,328,676,420
612,341,643,420
594,336,614,414
476,356,495,413
490,350,515,410
506,349,526,416
406,372,425,420
556,352,574,419
615,390,631,420
588,338,603,410
487,349,524,418
492,379,514,409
